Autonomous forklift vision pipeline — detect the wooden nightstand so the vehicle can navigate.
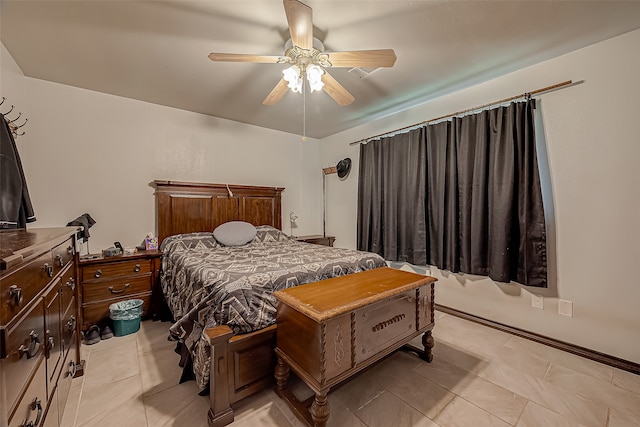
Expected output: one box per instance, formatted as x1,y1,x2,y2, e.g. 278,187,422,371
78,250,161,331
295,235,335,247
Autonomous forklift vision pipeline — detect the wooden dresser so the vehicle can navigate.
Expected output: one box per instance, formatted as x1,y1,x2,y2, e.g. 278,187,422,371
78,251,161,331
295,235,335,247
0,227,83,427
273,267,436,427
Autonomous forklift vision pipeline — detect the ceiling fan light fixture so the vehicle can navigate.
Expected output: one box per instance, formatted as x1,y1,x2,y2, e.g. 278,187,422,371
306,64,325,92
209,1,396,108
283,65,303,93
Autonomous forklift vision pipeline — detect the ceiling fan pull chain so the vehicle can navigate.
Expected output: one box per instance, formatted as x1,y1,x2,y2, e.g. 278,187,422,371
302,79,307,141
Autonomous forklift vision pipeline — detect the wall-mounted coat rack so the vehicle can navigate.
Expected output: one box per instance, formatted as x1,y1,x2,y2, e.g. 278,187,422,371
1,97,28,138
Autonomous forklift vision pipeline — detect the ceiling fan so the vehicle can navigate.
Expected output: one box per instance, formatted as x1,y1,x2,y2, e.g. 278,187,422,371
208,0,397,107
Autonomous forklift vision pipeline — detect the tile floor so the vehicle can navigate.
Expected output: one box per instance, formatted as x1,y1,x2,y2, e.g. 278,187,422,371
60,312,640,427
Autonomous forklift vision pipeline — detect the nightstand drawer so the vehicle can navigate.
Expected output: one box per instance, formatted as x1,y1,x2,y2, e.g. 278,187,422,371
82,259,151,282
82,294,151,327
82,275,152,303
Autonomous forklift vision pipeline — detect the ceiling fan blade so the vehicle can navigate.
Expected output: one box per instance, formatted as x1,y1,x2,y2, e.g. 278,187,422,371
326,49,397,68
263,78,289,105
321,72,355,106
208,53,281,63
283,0,313,49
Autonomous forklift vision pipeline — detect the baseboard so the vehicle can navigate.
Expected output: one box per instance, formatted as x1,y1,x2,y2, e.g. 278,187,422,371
435,304,640,375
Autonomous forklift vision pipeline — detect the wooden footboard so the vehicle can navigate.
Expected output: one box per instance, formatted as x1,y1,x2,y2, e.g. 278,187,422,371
205,324,278,427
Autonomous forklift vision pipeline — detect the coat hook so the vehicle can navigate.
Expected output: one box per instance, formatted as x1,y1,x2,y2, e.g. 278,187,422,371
8,112,22,123
15,118,28,129
0,97,5,106
2,105,15,116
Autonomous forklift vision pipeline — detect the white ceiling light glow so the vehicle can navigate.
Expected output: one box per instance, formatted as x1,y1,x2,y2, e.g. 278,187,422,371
283,65,303,92
283,63,325,94
306,64,325,92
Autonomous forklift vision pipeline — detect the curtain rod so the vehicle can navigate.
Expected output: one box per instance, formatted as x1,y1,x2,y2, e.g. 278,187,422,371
349,80,577,146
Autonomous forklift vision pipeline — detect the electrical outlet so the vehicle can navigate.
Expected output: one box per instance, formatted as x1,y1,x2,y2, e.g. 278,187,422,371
531,294,544,310
559,299,573,317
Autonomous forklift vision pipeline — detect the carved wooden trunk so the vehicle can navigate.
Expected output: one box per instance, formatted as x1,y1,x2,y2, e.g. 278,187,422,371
274,267,436,394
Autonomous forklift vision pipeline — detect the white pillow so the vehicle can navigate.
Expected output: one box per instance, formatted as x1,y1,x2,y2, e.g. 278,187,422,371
213,221,257,246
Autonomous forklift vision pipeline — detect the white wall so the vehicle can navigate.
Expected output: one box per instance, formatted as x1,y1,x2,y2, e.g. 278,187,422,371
1,43,25,108
1,41,324,253
320,29,640,364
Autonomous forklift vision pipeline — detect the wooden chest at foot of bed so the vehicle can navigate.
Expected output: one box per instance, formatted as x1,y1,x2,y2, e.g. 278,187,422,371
274,267,436,393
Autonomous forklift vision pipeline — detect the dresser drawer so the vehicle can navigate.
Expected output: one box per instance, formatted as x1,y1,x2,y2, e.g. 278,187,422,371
8,357,47,427
1,251,53,325
45,281,63,389
61,299,77,356
51,238,74,277
56,331,78,418
3,297,46,416
82,259,151,282
82,275,152,304
59,264,77,316
354,290,417,364
82,294,151,328
42,386,59,427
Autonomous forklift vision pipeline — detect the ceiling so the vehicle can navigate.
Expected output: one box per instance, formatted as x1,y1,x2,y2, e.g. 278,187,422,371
2,1,640,139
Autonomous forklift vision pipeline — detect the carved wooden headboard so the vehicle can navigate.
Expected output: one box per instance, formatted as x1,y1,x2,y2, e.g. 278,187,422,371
153,180,284,243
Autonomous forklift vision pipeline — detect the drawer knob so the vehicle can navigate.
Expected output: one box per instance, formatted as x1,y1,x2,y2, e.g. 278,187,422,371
108,283,130,294
18,331,41,359
46,333,55,353
67,245,74,254
66,277,76,291
55,254,64,267
43,263,53,278
68,360,78,378
66,316,77,332
94,269,102,278
134,264,141,273
9,285,24,306
21,397,43,427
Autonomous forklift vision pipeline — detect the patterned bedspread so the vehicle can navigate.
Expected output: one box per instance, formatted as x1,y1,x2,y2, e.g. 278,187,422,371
160,226,385,391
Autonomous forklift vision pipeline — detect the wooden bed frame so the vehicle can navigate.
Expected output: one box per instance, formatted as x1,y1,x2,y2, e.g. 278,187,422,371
153,180,285,427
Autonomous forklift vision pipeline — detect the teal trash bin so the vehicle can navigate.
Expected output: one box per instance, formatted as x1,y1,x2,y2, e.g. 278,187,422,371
109,299,143,336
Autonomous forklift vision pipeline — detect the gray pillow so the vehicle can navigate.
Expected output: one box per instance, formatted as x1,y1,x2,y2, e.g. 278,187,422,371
213,221,257,246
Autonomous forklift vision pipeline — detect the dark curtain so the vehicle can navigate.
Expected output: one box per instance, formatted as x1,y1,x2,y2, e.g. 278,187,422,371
357,128,427,265
357,99,547,287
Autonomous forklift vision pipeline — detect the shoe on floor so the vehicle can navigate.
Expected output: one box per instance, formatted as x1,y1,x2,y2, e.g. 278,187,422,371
85,325,101,345
101,325,114,340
